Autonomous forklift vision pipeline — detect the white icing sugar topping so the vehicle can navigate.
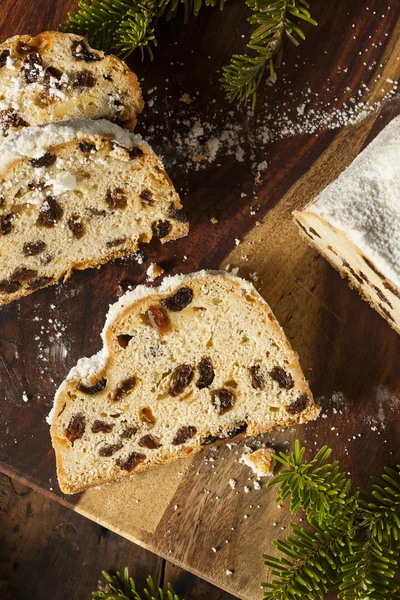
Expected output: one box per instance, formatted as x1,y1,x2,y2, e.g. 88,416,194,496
311,115,400,285
0,119,146,175
50,172,77,194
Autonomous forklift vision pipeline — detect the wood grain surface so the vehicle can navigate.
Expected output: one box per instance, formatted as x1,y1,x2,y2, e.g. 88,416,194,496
0,1,400,599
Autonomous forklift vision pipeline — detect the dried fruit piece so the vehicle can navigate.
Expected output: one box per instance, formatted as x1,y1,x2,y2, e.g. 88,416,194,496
249,365,265,390
139,434,162,449
0,49,10,68
140,407,156,426
169,204,188,223
270,366,294,390
117,452,145,472
169,365,194,396
71,39,102,62
77,378,107,395
31,153,56,168
29,277,53,290
43,66,63,103
140,189,155,205
91,420,115,433
79,141,96,154
99,443,122,457
22,52,43,83
0,214,14,235
17,42,37,54
0,280,21,293
162,287,193,312
68,215,85,239
72,69,96,88
11,268,37,282
38,197,63,227
116,334,133,349
129,146,143,160
212,388,236,415
23,241,46,256
152,220,171,239
196,357,215,389
201,423,247,445
287,395,309,415
121,426,138,439
106,187,127,210
0,109,28,135
172,426,197,445
66,413,86,444
147,305,171,336
113,377,137,402
106,237,126,248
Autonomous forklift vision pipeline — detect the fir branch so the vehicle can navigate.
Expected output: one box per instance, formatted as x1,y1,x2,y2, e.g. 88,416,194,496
220,0,317,108
268,440,354,525
92,568,181,600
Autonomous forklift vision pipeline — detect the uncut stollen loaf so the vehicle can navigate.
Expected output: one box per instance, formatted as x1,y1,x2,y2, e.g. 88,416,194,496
0,31,143,139
0,118,188,306
50,270,320,494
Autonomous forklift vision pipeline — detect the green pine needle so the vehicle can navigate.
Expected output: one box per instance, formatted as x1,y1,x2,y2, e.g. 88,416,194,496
92,568,181,600
220,0,317,108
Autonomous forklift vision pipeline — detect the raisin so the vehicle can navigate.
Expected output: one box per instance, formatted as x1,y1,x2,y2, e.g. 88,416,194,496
373,285,393,308
23,241,46,256
77,378,107,395
383,281,400,299
22,53,43,83
99,443,122,457
227,422,248,438
358,271,369,283
88,207,107,217
72,69,96,88
0,280,21,294
172,426,197,445
121,426,138,439
91,420,115,433
152,220,171,239
169,203,188,223
309,227,321,238
17,42,37,54
117,334,133,349
249,365,265,390
363,256,385,279
342,260,364,286
117,452,145,472
270,366,294,390
129,146,144,160
103,73,113,81
147,305,171,336
287,395,309,415
11,268,37,282
0,49,10,68
66,413,86,444
162,287,193,312
140,407,156,426
71,39,102,62
106,187,127,210
201,423,247,445
113,377,137,402
29,276,53,290
0,196,4,208
38,197,63,227
196,357,214,389
378,303,394,322
44,65,63,83
296,221,314,240
139,434,162,449
0,214,14,235
139,189,155,205
31,153,56,168
169,365,194,396
0,109,28,134
106,238,126,248
79,141,96,154
68,216,85,239
212,388,236,415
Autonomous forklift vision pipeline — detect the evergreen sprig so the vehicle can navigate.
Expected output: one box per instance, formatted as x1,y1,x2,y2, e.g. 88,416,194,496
263,442,400,599
92,568,181,600
61,0,316,106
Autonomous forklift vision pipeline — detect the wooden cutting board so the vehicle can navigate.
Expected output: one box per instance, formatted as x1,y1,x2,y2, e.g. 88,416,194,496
1,1,400,599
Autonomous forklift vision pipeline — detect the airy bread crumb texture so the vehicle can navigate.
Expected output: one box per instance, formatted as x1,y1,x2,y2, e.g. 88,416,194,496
241,448,276,478
0,119,188,306
50,271,320,494
0,31,143,138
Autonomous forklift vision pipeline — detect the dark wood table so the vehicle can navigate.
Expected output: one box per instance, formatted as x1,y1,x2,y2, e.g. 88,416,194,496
0,1,400,599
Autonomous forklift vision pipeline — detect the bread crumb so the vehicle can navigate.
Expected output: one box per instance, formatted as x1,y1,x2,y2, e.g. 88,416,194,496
228,478,237,489
241,448,275,477
210,217,218,224
146,263,164,281
22,391,29,403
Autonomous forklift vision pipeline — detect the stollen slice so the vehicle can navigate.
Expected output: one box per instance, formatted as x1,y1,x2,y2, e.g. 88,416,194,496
0,118,188,306
294,115,400,334
0,31,143,139
49,270,320,494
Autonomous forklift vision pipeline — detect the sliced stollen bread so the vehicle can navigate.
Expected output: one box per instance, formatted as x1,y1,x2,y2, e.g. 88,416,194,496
294,116,400,334
49,270,320,494
0,31,143,138
0,119,188,306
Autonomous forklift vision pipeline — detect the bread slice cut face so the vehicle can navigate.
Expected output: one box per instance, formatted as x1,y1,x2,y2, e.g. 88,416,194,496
50,271,320,494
